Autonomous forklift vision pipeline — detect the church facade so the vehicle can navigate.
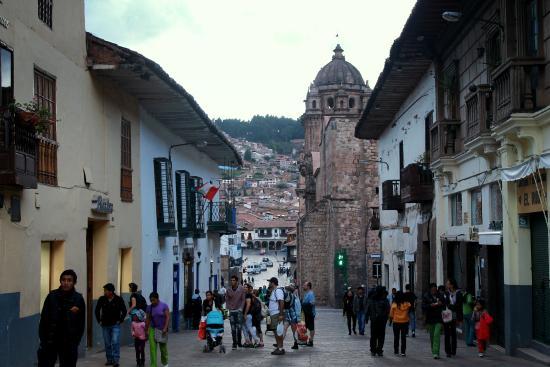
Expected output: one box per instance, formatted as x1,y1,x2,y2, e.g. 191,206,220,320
296,45,380,306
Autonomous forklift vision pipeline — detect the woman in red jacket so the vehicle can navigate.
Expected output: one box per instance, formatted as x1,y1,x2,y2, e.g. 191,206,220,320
473,299,493,357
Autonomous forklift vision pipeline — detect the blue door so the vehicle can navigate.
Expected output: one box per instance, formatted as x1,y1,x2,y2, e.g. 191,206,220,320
172,263,180,332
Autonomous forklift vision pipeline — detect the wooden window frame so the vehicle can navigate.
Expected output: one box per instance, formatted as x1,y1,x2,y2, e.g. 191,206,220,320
153,158,176,236
176,170,193,236
38,0,53,29
120,118,132,202
450,193,463,226
34,68,57,186
442,61,460,120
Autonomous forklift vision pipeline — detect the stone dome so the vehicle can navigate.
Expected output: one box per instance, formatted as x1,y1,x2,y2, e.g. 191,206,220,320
313,44,365,87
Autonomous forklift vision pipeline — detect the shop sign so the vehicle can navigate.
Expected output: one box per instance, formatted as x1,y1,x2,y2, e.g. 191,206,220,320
517,173,546,214
92,195,113,214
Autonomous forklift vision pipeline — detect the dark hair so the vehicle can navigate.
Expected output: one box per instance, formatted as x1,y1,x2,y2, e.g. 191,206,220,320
103,283,115,292
357,286,364,291
429,283,437,289
447,278,458,289
231,275,239,281
149,292,159,300
475,298,485,308
194,289,200,294
205,290,213,297
405,284,411,291
394,291,405,306
306,281,312,289
60,269,77,284
129,282,138,292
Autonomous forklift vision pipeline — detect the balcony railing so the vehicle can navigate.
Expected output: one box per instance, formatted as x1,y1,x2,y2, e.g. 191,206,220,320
0,109,38,189
465,85,492,143
430,119,462,161
400,163,433,204
382,180,402,211
207,201,237,235
492,57,545,126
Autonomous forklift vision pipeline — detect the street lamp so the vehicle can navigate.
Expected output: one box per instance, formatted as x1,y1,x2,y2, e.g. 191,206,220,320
442,11,505,38
168,140,208,161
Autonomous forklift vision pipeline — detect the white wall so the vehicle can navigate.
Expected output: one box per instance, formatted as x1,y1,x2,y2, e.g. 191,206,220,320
139,107,221,309
377,65,436,290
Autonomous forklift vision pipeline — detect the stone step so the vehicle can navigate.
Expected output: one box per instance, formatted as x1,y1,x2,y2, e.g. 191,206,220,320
516,348,550,366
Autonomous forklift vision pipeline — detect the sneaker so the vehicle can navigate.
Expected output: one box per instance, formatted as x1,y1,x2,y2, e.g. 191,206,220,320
272,343,278,347
113,364,119,367
232,344,237,350
433,355,440,359
412,332,416,338
306,341,313,347
371,352,376,357
479,353,484,358
400,353,406,357
105,363,113,366
271,348,285,355
348,331,351,335
377,352,384,357
291,341,299,350
258,342,264,348
353,330,357,335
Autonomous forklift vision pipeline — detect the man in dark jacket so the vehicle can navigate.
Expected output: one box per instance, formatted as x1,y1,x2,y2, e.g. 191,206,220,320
366,286,390,356
95,283,127,367
422,283,444,359
37,269,85,367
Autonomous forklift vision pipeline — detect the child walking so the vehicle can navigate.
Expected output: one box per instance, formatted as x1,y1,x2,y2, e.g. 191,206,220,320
131,309,147,367
473,299,493,357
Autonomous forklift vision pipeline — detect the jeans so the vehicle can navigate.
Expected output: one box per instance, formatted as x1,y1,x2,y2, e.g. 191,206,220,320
443,320,457,356
229,310,243,346
426,323,442,356
393,322,408,354
37,342,78,367
134,338,145,365
356,311,366,334
408,310,416,333
463,313,475,345
101,324,121,363
369,319,386,354
148,328,168,367
243,314,259,343
346,312,357,334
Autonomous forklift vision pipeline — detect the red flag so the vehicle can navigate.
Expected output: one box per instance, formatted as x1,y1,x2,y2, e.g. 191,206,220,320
197,182,219,201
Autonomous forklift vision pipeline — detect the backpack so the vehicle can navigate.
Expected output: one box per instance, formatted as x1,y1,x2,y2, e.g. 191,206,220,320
133,293,147,311
250,297,263,320
279,287,294,309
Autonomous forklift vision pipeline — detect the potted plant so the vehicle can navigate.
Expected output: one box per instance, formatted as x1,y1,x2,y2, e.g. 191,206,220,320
8,99,54,134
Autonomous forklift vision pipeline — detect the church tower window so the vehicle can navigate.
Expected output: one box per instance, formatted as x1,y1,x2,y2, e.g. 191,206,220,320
312,100,317,109
349,97,355,108
327,97,334,109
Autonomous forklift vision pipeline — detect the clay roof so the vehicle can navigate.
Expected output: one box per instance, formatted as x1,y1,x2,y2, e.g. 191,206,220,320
253,220,296,229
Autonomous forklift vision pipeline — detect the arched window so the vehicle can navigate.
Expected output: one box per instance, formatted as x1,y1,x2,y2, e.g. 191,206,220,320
349,97,355,108
327,97,334,109
312,100,317,109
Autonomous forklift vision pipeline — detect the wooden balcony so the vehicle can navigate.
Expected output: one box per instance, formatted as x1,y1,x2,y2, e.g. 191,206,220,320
207,201,237,235
430,119,462,161
0,109,38,189
492,57,546,126
400,163,433,204
382,180,402,211
465,85,492,143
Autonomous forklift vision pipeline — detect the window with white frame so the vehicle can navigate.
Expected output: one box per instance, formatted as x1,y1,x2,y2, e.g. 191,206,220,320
470,188,483,225
450,193,462,226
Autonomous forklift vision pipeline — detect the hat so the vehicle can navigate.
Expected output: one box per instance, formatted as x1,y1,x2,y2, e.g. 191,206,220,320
103,283,115,292
268,277,279,285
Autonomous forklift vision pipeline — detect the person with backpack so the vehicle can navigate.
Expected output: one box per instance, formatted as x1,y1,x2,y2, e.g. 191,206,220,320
366,286,390,356
283,284,302,350
268,277,286,355
302,281,316,347
128,283,147,315
353,287,367,335
242,284,260,347
462,289,476,347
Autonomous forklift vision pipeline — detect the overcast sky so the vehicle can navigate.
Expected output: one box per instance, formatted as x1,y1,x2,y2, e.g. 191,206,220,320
85,0,416,121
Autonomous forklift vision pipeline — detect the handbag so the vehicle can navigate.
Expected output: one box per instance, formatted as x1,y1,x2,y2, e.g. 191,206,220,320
442,307,453,323
198,319,207,340
154,328,168,343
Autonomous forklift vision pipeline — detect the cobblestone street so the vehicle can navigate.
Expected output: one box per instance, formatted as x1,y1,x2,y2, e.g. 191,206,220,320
79,308,538,367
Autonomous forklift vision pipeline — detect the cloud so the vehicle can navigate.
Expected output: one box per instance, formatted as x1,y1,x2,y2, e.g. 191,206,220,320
85,0,416,120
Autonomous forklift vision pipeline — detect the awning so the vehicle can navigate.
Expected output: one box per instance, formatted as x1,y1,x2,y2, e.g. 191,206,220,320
478,231,502,246
500,157,537,182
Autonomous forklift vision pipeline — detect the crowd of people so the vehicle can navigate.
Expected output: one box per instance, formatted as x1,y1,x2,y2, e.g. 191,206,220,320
341,278,493,359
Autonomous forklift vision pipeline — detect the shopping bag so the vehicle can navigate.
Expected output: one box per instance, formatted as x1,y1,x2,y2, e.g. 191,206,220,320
198,319,207,340
441,308,453,323
297,322,308,342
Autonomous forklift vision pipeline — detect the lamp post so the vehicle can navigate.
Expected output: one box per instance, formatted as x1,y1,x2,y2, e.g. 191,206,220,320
168,141,208,162
442,11,505,38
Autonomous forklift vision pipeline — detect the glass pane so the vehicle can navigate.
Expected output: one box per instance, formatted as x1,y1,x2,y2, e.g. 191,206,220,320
1,48,13,107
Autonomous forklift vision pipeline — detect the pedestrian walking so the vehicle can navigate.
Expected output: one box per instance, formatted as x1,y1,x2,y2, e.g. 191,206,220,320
128,282,148,315
202,290,220,315
146,292,170,367
404,284,417,337
343,289,357,335
242,284,260,347
422,283,444,359
191,289,202,329
225,275,245,349
462,289,476,346
473,299,493,357
353,287,368,335
130,309,147,367
252,289,265,347
302,281,316,347
389,291,411,356
37,269,85,367
268,277,286,355
366,286,390,356
283,284,302,350
95,283,127,367
443,278,463,358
